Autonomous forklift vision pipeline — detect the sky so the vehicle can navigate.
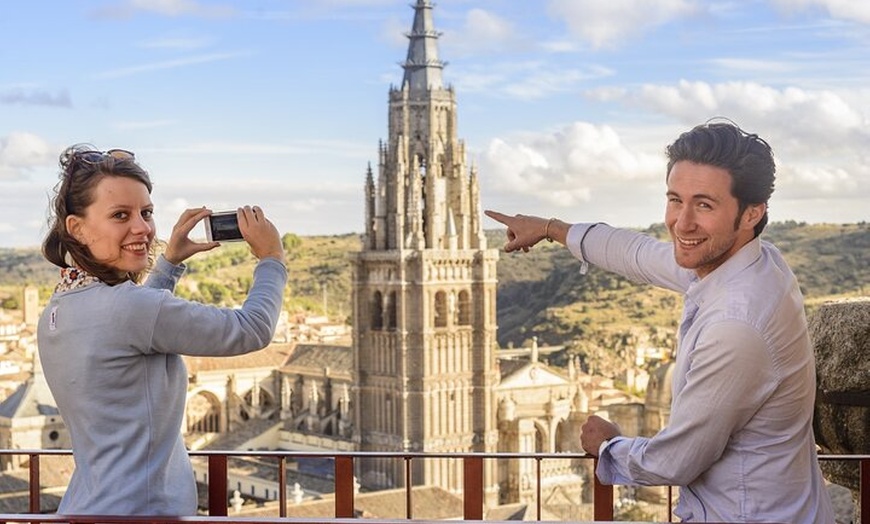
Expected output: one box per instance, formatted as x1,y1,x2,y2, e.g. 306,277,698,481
1,0,868,249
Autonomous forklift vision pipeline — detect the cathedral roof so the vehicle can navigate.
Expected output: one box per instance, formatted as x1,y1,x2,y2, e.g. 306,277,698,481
183,342,294,374
195,418,282,451
496,360,570,390
0,364,58,419
497,357,528,380
283,343,353,376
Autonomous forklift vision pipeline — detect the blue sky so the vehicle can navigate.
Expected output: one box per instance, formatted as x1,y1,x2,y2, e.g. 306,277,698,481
1,0,868,248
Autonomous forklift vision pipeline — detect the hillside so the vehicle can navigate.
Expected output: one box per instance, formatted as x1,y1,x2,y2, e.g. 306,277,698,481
1,223,867,365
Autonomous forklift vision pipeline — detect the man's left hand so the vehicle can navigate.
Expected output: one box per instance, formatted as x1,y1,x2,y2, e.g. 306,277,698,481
581,415,621,456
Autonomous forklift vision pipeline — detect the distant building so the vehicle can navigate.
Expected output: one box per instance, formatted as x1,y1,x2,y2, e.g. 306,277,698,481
22,287,39,327
0,353,68,471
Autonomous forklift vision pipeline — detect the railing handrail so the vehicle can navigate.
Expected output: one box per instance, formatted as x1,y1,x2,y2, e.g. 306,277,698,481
2,449,866,523
6,448,869,459
0,448,589,458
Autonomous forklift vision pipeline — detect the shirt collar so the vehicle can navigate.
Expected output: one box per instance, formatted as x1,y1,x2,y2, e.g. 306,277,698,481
685,236,763,307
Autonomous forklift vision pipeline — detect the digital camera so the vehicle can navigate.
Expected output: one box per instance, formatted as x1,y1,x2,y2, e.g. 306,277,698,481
204,211,244,242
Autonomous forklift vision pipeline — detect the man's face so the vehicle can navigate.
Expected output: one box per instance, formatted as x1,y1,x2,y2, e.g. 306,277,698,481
665,160,761,279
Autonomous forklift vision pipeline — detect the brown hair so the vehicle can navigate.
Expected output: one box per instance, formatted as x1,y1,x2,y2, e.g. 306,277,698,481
42,144,155,285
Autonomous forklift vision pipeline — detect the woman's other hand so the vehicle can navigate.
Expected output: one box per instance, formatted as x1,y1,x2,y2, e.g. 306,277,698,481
164,207,219,265
238,206,285,262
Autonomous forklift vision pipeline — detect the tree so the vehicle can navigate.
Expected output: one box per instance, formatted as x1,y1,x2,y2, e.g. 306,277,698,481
282,233,302,259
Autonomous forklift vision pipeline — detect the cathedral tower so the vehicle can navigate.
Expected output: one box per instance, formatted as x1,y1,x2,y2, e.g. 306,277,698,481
351,0,499,504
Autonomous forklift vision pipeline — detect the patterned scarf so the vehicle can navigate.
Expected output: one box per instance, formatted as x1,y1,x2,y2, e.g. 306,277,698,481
55,266,101,293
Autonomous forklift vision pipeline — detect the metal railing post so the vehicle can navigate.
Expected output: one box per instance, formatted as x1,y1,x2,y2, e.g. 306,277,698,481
535,458,542,521
207,454,228,516
463,455,483,520
862,458,869,524
592,458,614,521
405,456,413,519
28,453,40,514
334,455,355,517
277,456,287,517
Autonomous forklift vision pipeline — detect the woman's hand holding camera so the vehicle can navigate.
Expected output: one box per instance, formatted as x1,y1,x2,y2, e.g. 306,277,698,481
164,205,283,265
164,207,220,265
238,205,284,262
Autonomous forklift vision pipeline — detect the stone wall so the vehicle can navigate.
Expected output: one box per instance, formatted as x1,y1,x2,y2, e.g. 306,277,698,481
811,297,870,523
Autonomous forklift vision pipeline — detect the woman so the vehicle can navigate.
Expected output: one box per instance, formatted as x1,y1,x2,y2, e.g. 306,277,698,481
37,145,287,515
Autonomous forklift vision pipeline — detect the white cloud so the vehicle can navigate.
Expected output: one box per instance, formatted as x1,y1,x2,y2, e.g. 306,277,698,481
479,74,870,226
453,61,613,100
96,52,249,79
787,165,860,195
769,0,870,24
708,58,797,75
0,88,72,108
95,0,236,19
589,80,868,151
547,0,699,49
479,122,662,210
0,133,55,180
583,79,870,208
442,9,519,56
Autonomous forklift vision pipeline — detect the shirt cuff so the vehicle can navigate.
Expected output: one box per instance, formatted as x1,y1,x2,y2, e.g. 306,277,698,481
598,438,611,458
566,223,600,274
595,436,625,485
154,254,186,278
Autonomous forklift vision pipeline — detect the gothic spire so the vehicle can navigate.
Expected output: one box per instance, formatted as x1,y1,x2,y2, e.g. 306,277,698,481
401,0,446,92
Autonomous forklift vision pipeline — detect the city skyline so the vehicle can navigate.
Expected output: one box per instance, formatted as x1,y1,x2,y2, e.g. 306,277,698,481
1,0,868,249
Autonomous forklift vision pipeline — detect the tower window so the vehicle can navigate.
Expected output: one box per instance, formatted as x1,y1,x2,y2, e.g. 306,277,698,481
457,290,471,325
372,291,384,330
434,291,448,328
387,291,398,330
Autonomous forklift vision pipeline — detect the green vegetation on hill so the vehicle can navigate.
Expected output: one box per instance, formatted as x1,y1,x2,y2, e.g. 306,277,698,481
1,223,867,368
168,233,360,320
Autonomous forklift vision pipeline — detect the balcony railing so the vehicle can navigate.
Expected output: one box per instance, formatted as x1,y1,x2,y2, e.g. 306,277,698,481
0,449,865,523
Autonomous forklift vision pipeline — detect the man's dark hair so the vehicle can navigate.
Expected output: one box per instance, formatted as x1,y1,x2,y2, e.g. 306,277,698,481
665,120,775,238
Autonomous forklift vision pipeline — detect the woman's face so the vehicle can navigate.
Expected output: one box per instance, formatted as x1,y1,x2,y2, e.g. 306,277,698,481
66,175,156,275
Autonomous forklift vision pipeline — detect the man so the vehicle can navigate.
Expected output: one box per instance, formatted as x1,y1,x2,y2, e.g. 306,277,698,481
485,121,834,523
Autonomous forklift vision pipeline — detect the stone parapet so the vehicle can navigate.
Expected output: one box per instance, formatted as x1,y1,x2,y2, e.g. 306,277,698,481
811,296,870,523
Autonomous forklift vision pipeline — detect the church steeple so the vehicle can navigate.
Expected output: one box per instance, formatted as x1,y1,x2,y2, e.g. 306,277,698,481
362,0,488,253
402,0,446,92
353,0,499,506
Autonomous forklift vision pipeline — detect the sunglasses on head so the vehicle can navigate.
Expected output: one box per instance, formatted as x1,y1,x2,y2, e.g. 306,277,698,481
73,149,135,165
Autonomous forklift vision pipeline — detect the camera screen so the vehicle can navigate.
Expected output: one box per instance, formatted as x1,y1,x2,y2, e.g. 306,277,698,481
210,213,243,241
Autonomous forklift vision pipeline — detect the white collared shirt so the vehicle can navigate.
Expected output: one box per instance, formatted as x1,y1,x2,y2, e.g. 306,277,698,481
568,223,835,524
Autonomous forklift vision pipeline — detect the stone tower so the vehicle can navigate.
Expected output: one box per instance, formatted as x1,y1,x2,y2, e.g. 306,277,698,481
351,0,500,505
22,286,39,327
